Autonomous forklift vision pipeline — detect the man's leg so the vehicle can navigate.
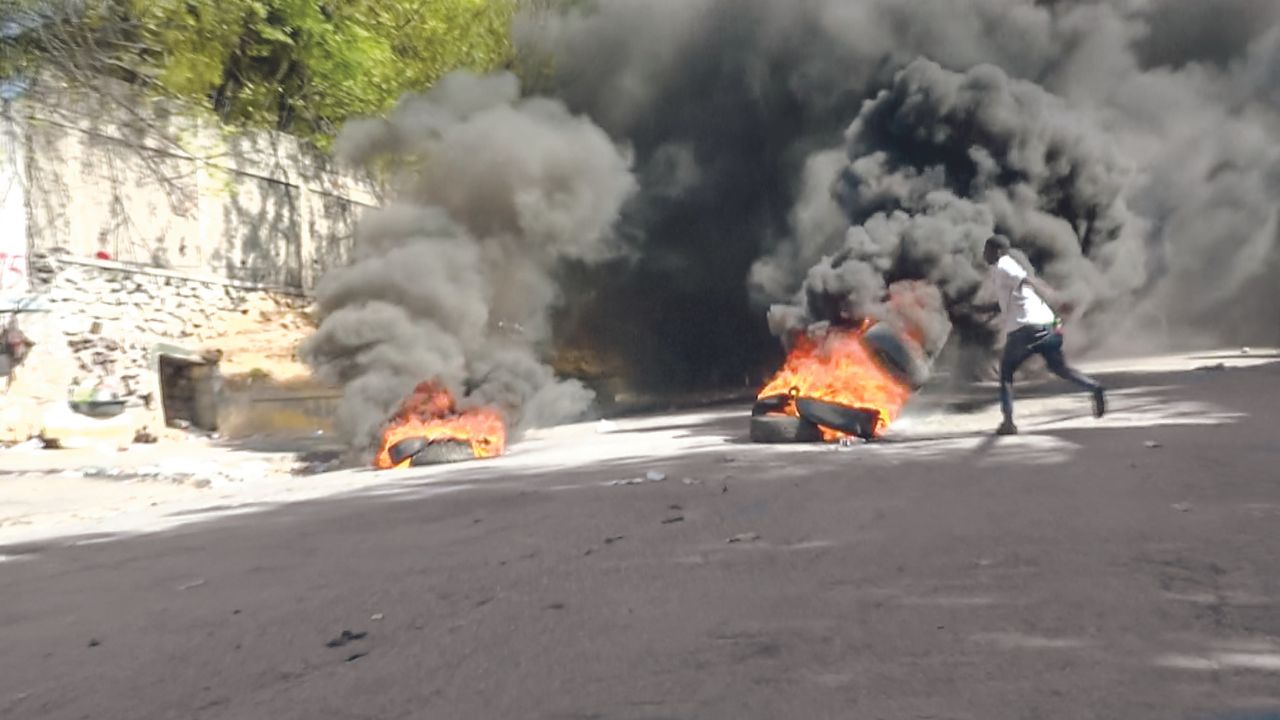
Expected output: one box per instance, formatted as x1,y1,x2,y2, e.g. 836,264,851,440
1039,339,1107,418
998,328,1036,432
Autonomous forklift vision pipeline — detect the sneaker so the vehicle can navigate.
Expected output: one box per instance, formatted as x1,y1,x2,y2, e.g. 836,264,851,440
1092,388,1107,418
996,419,1019,436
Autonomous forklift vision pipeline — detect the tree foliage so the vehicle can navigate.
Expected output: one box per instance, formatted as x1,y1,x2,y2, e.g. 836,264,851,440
3,0,517,146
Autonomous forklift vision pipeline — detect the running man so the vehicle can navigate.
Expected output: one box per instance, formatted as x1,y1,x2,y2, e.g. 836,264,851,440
980,235,1106,435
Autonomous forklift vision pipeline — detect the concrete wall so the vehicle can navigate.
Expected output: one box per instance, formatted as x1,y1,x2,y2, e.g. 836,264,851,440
15,78,379,291
0,107,29,302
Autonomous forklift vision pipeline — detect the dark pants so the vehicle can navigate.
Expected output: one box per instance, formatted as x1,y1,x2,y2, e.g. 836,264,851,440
1000,324,1100,422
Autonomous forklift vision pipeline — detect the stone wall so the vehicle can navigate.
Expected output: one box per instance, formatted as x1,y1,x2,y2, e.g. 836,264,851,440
0,254,314,442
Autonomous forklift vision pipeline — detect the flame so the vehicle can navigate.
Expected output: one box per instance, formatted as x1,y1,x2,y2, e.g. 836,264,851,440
757,324,911,441
374,381,506,469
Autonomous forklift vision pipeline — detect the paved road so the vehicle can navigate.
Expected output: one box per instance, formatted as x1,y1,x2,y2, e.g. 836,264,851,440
2,358,1279,720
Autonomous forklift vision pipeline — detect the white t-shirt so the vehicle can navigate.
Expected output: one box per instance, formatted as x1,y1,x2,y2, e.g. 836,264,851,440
991,254,1056,334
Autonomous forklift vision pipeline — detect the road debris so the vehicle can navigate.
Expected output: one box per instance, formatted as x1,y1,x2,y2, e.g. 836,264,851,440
1144,441,1163,449
87,638,100,647
71,461,264,488
604,536,625,545
607,470,667,487
727,532,762,544
295,458,345,476
178,578,206,590
681,477,701,485
344,652,368,663
662,515,685,525
1171,503,1193,513
370,613,385,622
325,630,368,648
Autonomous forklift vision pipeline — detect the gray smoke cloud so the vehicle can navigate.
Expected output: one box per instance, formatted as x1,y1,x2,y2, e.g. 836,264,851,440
517,0,1280,373
754,57,1143,353
301,71,637,450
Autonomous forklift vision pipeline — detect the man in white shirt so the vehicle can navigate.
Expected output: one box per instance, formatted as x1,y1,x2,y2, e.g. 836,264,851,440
981,235,1106,435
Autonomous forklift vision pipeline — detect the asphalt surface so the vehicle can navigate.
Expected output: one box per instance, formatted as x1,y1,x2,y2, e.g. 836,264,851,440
2,359,1280,720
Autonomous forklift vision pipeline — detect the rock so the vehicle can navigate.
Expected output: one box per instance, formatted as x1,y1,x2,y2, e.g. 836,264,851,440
325,630,367,648
1144,441,1163,449
1171,502,1193,513
607,471,667,487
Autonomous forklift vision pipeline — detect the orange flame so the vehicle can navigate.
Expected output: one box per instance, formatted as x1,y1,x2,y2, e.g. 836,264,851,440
758,324,911,441
374,381,506,469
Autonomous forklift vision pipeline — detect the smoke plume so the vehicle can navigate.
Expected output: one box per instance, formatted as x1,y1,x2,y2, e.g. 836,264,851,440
755,57,1142,353
517,0,1279,377
308,0,1280,448
301,71,636,450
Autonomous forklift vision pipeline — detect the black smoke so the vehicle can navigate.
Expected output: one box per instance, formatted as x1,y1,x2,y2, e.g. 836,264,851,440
519,0,1279,373
301,72,636,450
756,57,1140,356
308,0,1280,449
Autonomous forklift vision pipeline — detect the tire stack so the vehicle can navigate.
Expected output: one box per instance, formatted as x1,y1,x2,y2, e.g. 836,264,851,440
749,397,825,443
749,395,881,443
387,437,478,467
749,323,945,444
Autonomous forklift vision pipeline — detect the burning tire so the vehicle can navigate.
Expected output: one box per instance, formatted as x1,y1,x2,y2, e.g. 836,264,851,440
374,382,507,469
863,324,932,390
751,394,791,417
749,414,824,443
388,437,430,466
408,440,477,466
795,397,880,440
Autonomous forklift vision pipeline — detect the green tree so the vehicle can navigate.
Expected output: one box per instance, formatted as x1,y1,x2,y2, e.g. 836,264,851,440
130,0,516,146
3,0,517,146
